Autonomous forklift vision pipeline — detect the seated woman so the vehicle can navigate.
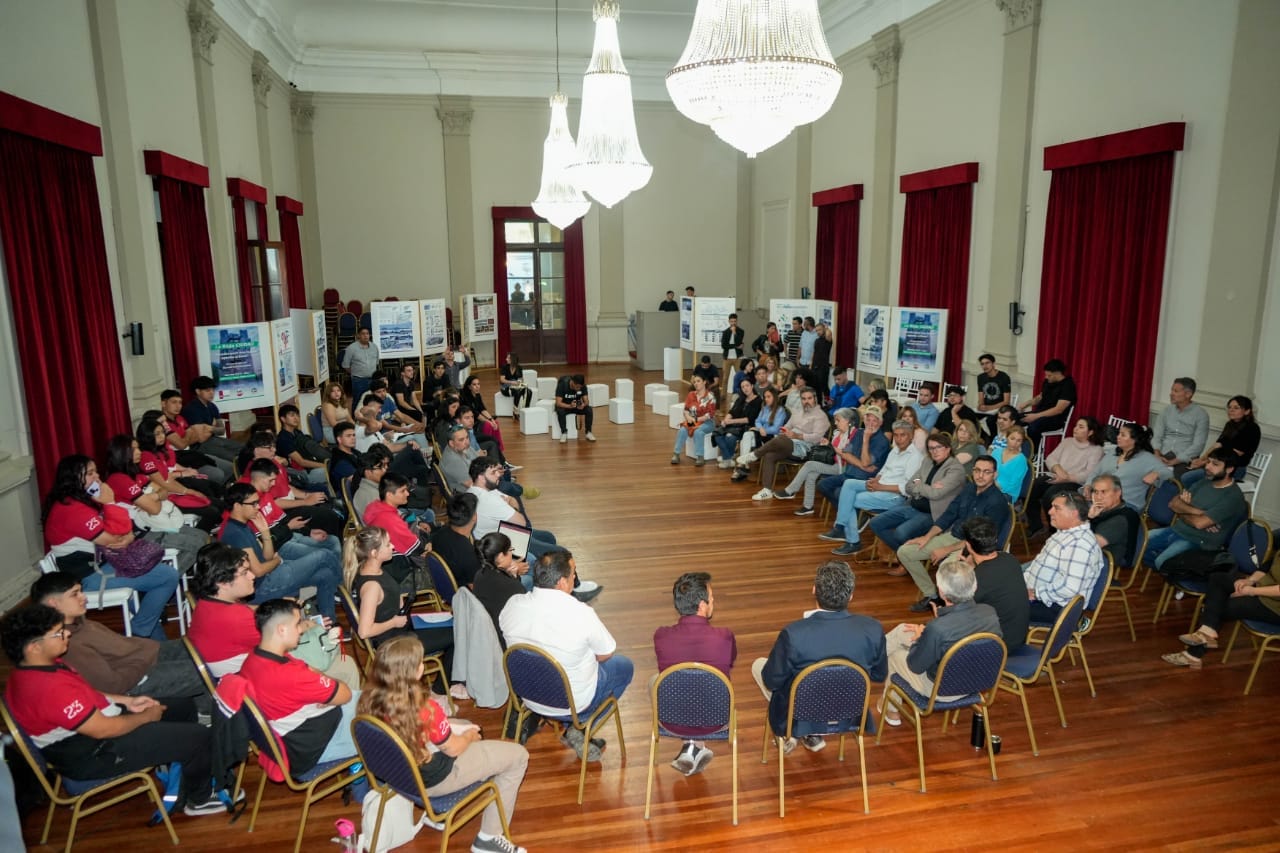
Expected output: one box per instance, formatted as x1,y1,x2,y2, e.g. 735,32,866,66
729,386,788,482
342,526,455,694
816,404,891,506
995,425,1031,501
773,406,858,515
104,434,209,569
760,355,786,391
1025,416,1105,537
433,394,463,449
950,419,986,476
713,378,763,469
1162,558,1280,670
320,380,352,444
987,405,1029,459
136,416,225,508
898,404,929,454
460,375,506,455
357,634,529,853
1084,422,1169,512
498,352,534,415
472,531,532,647
729,357,756,400
42,455,180,641
1182,395,1260,487
671,374,718,466
745,387,831,501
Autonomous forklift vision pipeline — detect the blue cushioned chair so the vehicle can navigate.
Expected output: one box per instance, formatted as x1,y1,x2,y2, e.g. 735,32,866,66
645,663,737,824
1223,619,1280,696
1027,554,1114,697
352,715,509,853
241,695,364,853
764,659,873,815
425,552,460,608
1112,525,1149,642
876,633,1006,792
1138,478,1184,592
1153,518,1273,632
0,698,179,853
501,643,626,804
998,595,1085,756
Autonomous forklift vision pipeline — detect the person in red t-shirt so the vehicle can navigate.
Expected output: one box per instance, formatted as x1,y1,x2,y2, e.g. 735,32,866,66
362,473,431,586
160,388,232,484
103,434,212,569
136,415,225,507
1,603,230,816
357,635,528,853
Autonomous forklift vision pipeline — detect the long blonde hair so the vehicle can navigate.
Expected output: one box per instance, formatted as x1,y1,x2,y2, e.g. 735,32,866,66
356,634,433,763
342,526,389,589
322,380,350,411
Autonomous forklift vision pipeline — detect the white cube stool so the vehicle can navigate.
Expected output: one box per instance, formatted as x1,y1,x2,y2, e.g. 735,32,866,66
537,377,557,402
493,391,514,418
652,388,678,415
520,406,549,435
550,412,580,440
668,403,686,429
684,431,720,461
608,398,634,424
644,382,667,405
615,378,634,400
587,383,609,407
664,347,683,381
522,369,538,387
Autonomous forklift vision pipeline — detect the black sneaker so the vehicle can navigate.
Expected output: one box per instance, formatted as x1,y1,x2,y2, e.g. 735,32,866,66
730,468,748,482
909,596,944,613
793,506,815,517
774,490,795,500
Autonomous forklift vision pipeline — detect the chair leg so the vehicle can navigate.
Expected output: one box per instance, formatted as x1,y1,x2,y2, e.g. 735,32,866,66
1222,622,1242,663
145,775,181,847
64,798,83,853
1119,590,1137,642
247,770,268,833
614,708,627,762
369,783,389,853
731,728,739,826
41,796,56,844
1152,584,1172,624
1045,663,1068,728
1244,637,1276,697
914,706,927,793
1015,682,1039,757
982,704,998,782
761,723,771,763
777,737,786,818
1076,639,1096,698
643,734,658,820
856,734,870,814
576,728,589,805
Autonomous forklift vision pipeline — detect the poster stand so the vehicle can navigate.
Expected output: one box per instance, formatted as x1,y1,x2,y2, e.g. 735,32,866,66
887,306,948,384
460,294,498,369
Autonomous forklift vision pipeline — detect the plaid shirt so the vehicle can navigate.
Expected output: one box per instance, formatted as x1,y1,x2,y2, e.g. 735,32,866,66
1024,523,1104,607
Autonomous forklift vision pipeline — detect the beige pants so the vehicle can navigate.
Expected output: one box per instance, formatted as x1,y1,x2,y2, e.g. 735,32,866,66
880,624,966,714
426,739,529,837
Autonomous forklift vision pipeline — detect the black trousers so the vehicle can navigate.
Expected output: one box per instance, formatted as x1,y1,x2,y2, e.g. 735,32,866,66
1188,571,1280,658
556,406,593,433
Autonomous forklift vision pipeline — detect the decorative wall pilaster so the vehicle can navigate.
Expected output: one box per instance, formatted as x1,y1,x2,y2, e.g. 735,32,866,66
866,25,901,306
595,205,628,362
436,96,477,306
251,51,274,237
291,91,325,298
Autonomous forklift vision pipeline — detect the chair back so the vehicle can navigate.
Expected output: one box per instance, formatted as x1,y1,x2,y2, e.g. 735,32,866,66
786,659,870,738
652,663,733,736
1143,478,1182,527
340,476,361,533
1241,451,1271,504
998,500,1015,551
432,462,454,499
239,696,294,782
338,585,376,668
351,715,434,812
0,698,58,797
1019,596,1086,678
930,634,1007,707
503,644,575,722
1085,553,1114,613
182,635,219,696
1016,457,1037,512
425,552,459,607
307,407,325,442
1228,518,1274,574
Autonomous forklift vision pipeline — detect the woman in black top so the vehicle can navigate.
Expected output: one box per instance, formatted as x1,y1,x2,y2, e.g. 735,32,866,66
811,322,833,400
499,352,534,413
1183,395,1261,486
471,532,529,648
712,378,763,468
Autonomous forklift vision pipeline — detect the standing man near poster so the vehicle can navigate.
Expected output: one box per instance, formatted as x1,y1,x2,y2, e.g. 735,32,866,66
341,328,380,402
720,314,745,368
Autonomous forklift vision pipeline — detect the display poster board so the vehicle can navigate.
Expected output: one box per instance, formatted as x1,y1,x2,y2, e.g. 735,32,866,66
679,296,694,350
461,294,498,343
816,300,836,330
856,304,890,374
888,306,948,382
419,299,448,356
290,309,329,386
271,318,298,402
195,322,274,413
371,300,421,357
770,298,812,332
692,297,735,355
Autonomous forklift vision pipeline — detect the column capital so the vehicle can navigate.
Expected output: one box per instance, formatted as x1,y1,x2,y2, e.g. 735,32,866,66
187,0,219,64
251,52,273,106
869,26,902,88
435,96,474,136
994,0,1041,34
291,91,315,134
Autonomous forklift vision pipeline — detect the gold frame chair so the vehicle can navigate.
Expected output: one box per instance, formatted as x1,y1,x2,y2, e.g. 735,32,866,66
644,663,737,824
997,595,1085,756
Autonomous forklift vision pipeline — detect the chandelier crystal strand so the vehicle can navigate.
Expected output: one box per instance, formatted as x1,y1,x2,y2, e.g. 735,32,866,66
566,0,652,208
532,0,590,229
666,0,842,158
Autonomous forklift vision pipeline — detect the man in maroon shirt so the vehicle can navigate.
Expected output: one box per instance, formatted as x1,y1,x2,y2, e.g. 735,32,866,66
652,572,736,776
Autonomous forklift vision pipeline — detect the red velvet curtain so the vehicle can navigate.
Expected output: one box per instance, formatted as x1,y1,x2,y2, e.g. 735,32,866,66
230,196,256,322
813,199,860,366
1035,152,1174,425
563,220,587,364
898,183,973,386
0,130,132,492
492,214,511,360
279,207,307,309
156,176,218,383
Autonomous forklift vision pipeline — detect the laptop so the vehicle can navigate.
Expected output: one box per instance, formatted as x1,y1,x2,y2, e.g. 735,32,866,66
499,520,533,561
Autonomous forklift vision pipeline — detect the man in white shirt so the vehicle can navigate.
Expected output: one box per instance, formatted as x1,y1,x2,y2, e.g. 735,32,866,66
499,550,631,760
822,420,925,555
1023,492,1105,623
466,458,557,558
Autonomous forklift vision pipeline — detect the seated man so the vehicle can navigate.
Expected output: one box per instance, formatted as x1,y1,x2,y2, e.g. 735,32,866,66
362,472,433,584
1023,492,1106,623
1151,377,1211,475
934,385,978,437
430,492,482,590
422,358,454,404
880,562,1002,726
897,454,1010,612
180,376,246,463
242,442,344,537
554,374,596,443
459,405,506,467
974,353,1012,437
275,403,332,493
439,424,534,506
1018,358,1077,442
391,363,426,424
867,434,966,570
908,385,939,432
218,482,342,620
354,403,433,483
1143,449,1248,573
692,355,721,397
863,388,899,434
1,604,227,815
467,457,559,561
958,517,1029,651
500,551,632,761
653,572,736,776
239,599,360,777
31,572,206,707
753,561,886,752
160,388,232,483
369,377,424,433
815,404,891,506
823,420,924,556
1086,473,1142,569
327,421,361,494
827,368,863,410
352,445,434,521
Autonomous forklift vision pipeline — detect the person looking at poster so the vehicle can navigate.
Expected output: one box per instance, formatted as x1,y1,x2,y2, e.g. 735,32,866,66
341,327,380,402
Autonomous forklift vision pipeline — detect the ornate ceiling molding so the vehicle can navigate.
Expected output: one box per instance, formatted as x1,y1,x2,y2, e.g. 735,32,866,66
994,0,1041,34
869,25,902,88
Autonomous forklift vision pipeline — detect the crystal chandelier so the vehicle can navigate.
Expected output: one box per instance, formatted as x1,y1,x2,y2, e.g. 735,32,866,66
532,2,590,229
566,0,652,208
666,0,843,158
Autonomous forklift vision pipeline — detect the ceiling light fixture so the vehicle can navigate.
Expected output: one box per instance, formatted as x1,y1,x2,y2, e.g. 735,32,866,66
532,0,591,229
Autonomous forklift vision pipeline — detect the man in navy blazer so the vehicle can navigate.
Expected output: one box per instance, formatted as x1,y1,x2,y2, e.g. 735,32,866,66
752,562,887,753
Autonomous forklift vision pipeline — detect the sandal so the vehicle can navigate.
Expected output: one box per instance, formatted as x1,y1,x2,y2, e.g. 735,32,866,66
1178,629,1218,649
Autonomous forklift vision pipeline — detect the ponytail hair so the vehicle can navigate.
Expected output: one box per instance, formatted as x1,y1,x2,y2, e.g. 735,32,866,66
343,526,389,589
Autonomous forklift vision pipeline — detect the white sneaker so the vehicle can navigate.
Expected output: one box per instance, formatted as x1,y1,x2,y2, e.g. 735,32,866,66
585,431,596,442
717,459,735,469
752,488,773,501
738,451,758,465
559,434,568,443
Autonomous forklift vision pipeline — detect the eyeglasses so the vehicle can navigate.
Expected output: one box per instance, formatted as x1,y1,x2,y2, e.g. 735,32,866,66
42,628,69,641
927,445,947,453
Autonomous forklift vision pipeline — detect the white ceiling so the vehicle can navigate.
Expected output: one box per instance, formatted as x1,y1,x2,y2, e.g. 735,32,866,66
214,0,942,100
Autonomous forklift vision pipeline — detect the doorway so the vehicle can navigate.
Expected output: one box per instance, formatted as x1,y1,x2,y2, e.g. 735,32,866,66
502,219,565,364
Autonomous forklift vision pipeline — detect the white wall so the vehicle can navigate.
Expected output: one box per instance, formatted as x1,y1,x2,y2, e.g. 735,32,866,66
750,133,800,309
212,34,261,185
267,79,300,204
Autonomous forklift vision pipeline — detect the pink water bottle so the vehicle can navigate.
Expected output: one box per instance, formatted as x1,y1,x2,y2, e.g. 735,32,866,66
334,817,357,852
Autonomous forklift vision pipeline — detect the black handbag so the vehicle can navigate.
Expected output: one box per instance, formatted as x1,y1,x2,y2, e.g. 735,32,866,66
805,445,837,465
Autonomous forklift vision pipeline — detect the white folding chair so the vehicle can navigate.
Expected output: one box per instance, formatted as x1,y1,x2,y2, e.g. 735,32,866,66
1034,403,1074,470
1239,451,1271,513
39,553,139,637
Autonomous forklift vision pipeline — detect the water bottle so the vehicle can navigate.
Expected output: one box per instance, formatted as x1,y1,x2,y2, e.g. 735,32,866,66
333,817,356,852
969,711,985,749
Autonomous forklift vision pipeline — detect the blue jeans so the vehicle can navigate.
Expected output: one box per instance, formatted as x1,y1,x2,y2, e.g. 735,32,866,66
869,503,934,552
87,561,180,641
835,480,906,543
351,376,372,404
817,468,874,505
713,430,744,460
584,655,634,713
524,529,560,562
255,539,342,619
317,689,361,765
1143,525,1198,571
674,422,714,457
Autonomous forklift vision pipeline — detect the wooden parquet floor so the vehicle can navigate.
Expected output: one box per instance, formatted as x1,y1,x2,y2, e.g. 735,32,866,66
9,364,1280,852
